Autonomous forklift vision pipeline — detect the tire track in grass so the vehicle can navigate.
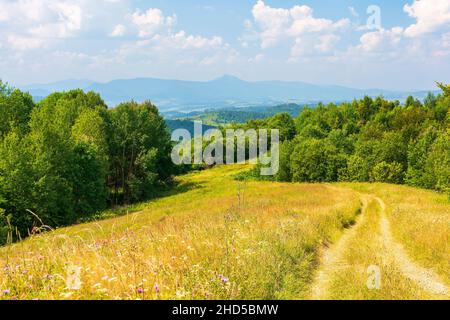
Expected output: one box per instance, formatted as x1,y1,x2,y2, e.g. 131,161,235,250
310,197,369,300
376,197,449,297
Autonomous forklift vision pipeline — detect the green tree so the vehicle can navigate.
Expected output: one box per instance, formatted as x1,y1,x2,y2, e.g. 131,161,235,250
370,161,404,184
108,101,173,204
275,140,294,182
291,138,346,182
423,129,450,193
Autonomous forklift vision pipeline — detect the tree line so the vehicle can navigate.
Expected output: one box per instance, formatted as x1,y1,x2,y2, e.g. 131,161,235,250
1,80,448,244
0,81,175,244
236,83,449,194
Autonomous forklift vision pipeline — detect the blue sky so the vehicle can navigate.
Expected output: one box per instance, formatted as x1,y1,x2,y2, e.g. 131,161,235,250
0,0,449,90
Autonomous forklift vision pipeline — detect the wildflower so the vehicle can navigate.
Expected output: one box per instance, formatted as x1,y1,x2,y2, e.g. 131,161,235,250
136,287,144,294
219,274,229,284
2,289,10,295
155,284,160,294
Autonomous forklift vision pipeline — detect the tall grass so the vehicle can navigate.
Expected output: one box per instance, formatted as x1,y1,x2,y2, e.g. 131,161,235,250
355,184,449,284
0,165,360,300
322,198,438,299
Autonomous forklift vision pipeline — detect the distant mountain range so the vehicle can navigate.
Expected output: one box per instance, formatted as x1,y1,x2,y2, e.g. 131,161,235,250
19,75,437,112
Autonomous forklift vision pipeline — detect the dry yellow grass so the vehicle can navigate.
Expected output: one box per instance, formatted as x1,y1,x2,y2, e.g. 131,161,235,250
0,165,361,300
316,184,449,300
314,196,444,299
346,184,449,285
1,167,447,300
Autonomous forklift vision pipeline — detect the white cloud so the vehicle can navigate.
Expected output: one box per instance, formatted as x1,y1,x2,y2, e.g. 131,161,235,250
433,32,450,57
250,0,348,57
251,0,290,48
0,3,10,21
0,0,87,52
239,19,259,48
358,27,404,52
132,8,176,38
404,0,450,37
110,24,126,37
111,30,237,69
7,35,44,50
315,34,340,53
288,6,349,36
172,31,223,50
348,6,359,18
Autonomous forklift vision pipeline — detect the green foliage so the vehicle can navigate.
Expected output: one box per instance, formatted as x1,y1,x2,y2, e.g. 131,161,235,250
0,84,174,244
108,101,174,204
370,161,404,184
243,83,449,193
275,140,294,182
423,129,450,193
180,103,304,126
291,138,346,182
0,86,34,138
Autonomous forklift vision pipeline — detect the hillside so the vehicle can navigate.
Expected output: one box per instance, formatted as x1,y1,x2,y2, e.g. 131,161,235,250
170,103,306,126
165,119,217,135
19,76,436,110
0,165,448,300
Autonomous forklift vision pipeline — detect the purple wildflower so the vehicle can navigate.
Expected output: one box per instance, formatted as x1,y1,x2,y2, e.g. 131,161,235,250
2,290,10,295
219,274,229,284
155,284,160,294
136,287,144,294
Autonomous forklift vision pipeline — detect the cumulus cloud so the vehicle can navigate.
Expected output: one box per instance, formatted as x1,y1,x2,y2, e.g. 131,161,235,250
358,27,404,52
404,0,450,37
0,0,84,41
249,0,349,58
132,8,176,38
433,32,450,57
110,24,126,37
350,0,450,60
7,35,44,50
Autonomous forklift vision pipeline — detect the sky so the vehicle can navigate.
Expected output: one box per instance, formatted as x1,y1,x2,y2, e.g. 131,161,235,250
0,0,449,90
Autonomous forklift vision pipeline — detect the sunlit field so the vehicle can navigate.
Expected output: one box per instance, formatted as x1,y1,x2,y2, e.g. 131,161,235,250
0,165,362,300
348,184,450,285
0,165,448,300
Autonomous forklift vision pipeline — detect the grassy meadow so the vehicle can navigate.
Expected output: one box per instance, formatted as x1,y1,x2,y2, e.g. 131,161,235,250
0,165,448,300
0,165,361,300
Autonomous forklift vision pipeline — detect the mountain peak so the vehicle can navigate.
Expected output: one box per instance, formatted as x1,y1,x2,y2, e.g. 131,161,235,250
213,74,242,82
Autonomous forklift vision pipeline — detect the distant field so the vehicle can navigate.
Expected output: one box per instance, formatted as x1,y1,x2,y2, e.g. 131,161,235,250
0,165,448,300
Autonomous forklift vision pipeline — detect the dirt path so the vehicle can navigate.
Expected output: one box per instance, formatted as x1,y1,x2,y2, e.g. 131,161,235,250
376,197,449,297
310,194,449,299
310,197,369,300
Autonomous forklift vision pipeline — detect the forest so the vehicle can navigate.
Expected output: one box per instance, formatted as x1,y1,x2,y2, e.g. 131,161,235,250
0,79,448,245
0,80,175,244
235,83,449,194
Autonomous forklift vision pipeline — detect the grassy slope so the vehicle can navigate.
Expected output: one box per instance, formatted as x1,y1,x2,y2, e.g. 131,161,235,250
318,184,449,300
0,166,448,300
343,183,449,285
0,165,361,300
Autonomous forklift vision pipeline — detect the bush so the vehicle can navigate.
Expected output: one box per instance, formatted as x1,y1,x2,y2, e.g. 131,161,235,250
370,161,404,184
